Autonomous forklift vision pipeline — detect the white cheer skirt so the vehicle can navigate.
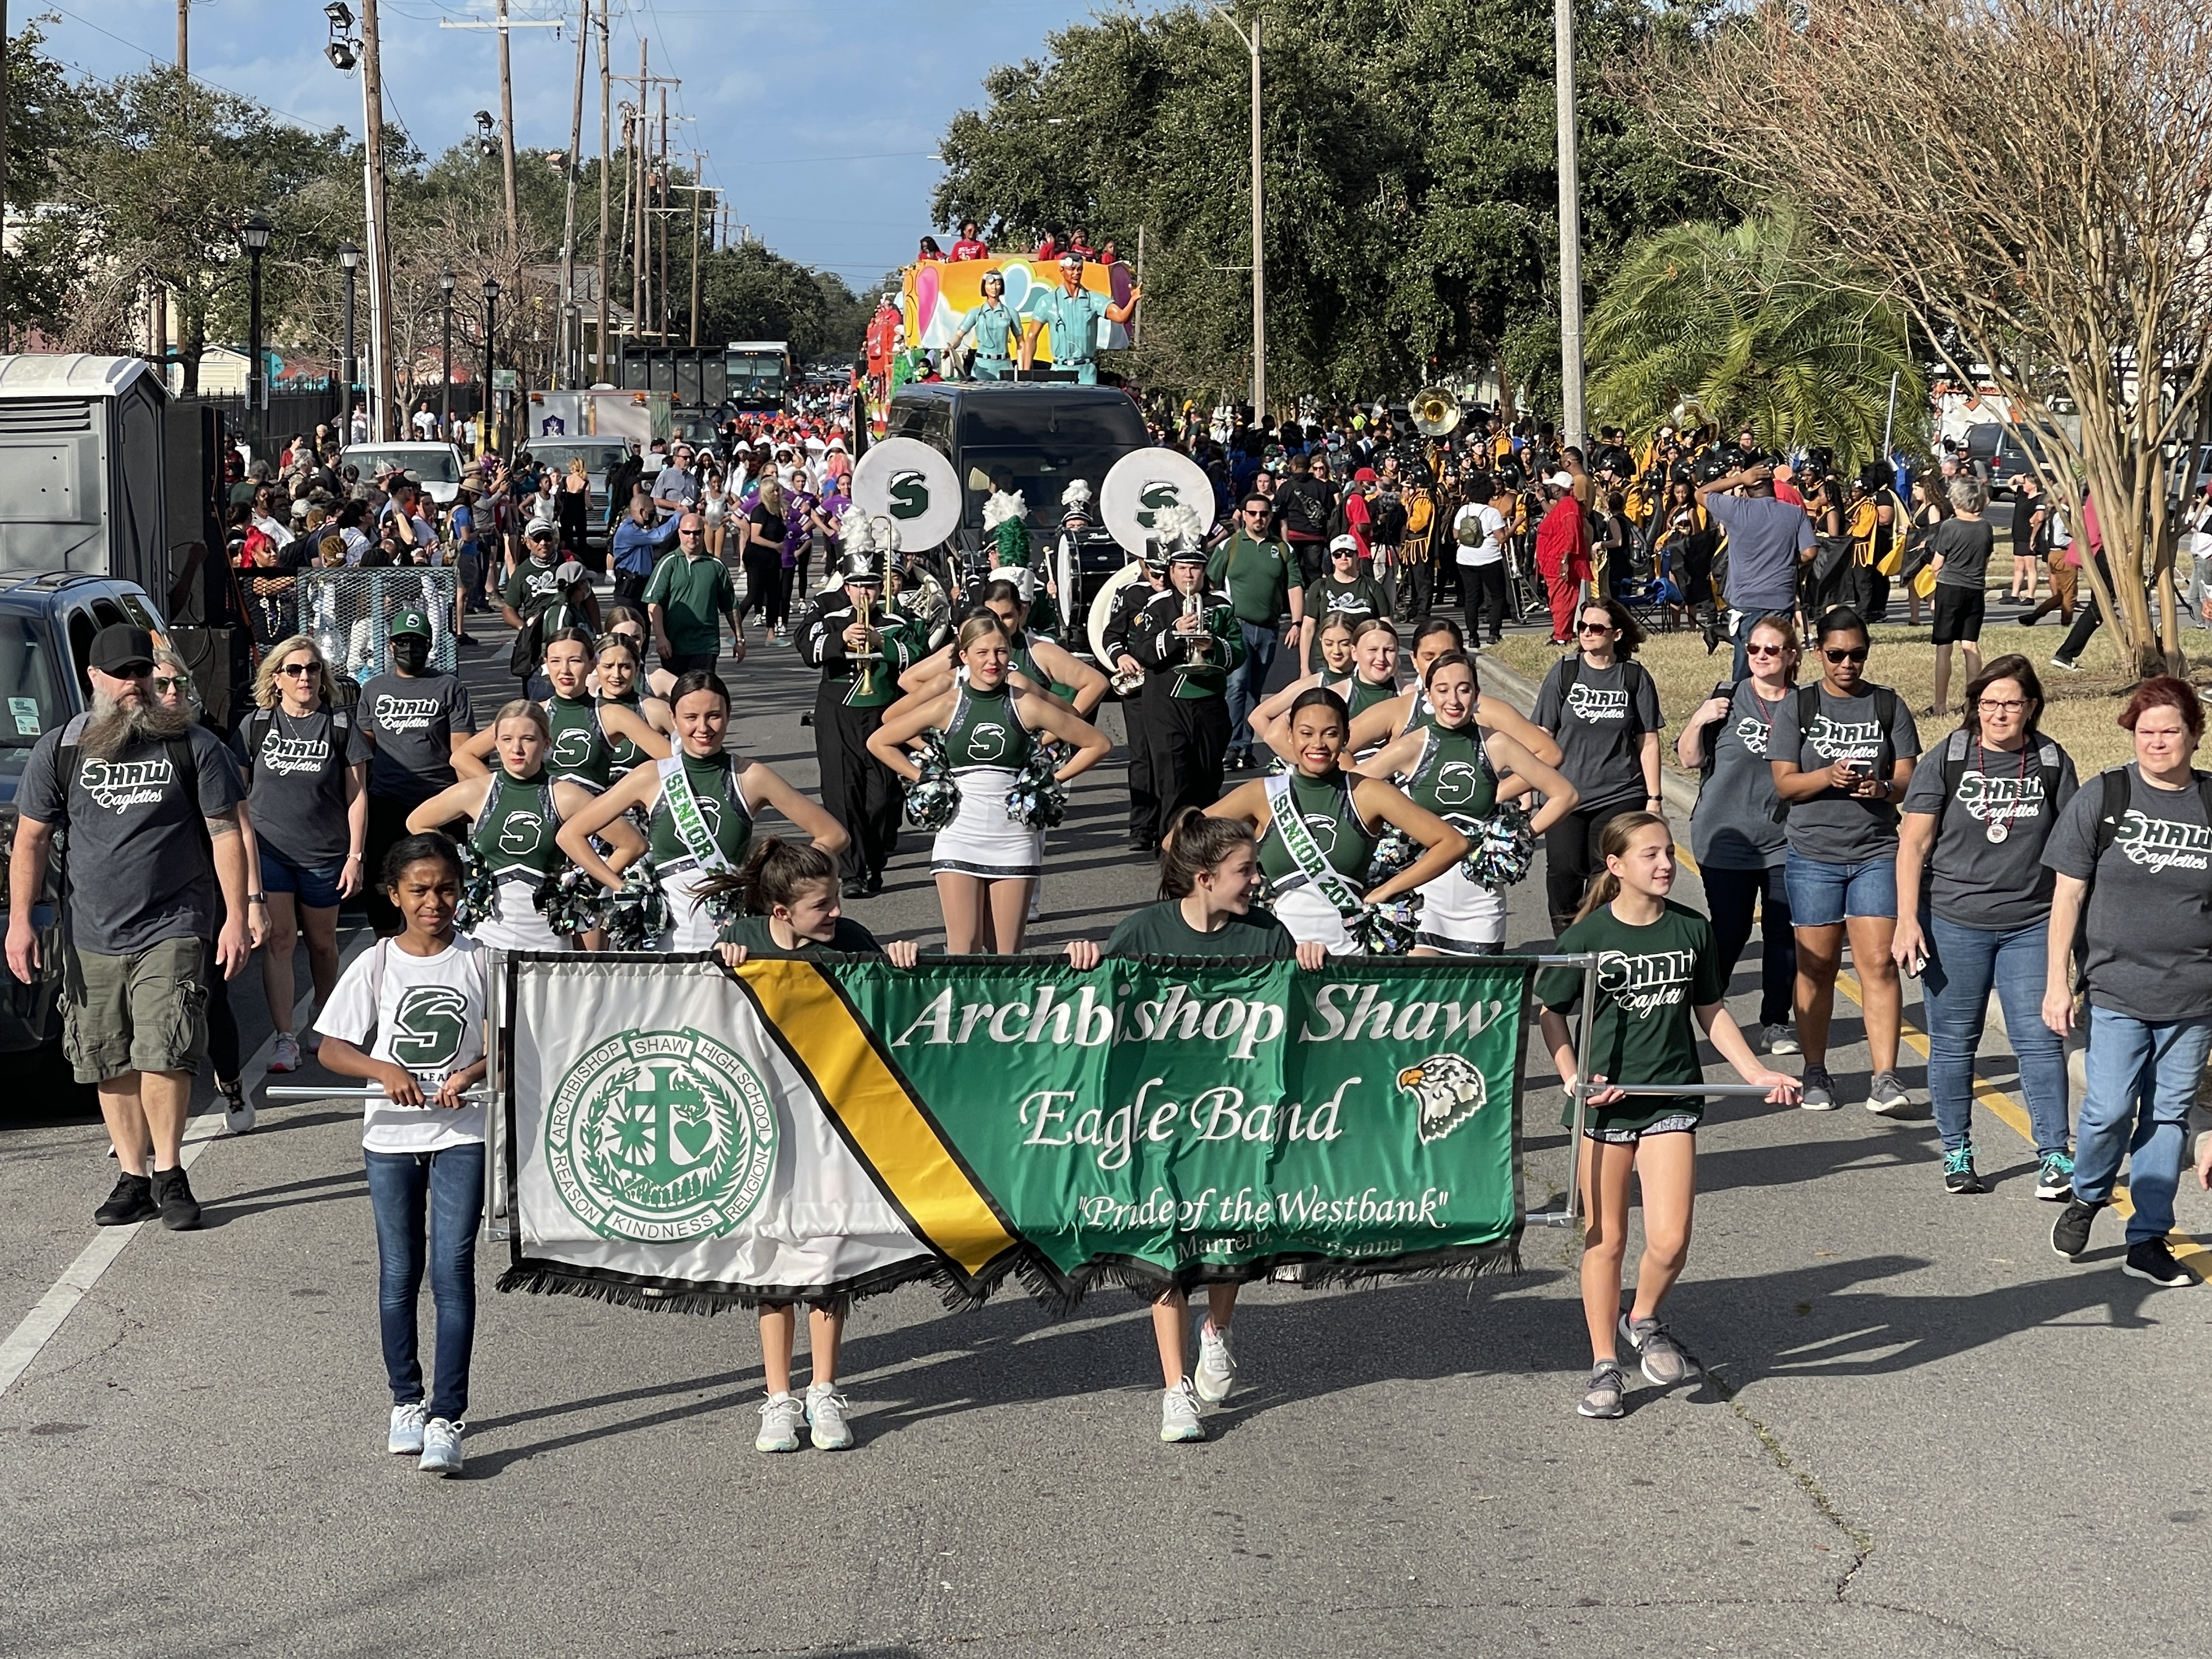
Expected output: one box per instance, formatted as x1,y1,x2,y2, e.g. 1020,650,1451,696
1415,862,1506,954
655,862,724,953
470,876,566,953
1269,885,1361,956
931,765,1042,879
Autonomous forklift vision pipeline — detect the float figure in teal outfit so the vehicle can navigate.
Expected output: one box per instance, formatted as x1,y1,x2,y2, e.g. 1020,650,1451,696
945,270,1024,381
1019,253,1141,385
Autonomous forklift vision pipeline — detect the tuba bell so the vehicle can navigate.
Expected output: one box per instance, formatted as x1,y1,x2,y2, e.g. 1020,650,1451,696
1412,386,1462,437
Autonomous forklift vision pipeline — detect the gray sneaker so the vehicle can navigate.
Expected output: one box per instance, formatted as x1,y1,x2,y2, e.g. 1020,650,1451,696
1193,1319,1237,1405
1160,1378,1205,1442
805,1383,854,1451
1617,1314,1689,1387
1577,1361,1628,1419
418,1417,464,1476
1799,1064,1837,1110
1762,1023,1801,1056
1864,1070,1911,1116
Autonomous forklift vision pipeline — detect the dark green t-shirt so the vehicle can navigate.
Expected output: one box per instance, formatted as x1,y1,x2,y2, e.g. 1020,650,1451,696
715,912,883,956
1535,899,1725,1131
1104,901,1296,959
642,550,738,655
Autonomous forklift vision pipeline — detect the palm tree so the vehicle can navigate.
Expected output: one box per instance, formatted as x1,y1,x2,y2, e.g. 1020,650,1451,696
1587,216,1923,466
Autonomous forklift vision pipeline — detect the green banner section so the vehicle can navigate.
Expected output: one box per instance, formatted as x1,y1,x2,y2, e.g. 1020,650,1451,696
838,956,1532,1293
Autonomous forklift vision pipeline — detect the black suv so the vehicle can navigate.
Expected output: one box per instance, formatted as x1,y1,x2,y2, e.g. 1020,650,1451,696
0,573,172,1052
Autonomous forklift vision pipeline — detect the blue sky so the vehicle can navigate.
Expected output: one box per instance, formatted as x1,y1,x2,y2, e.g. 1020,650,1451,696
35,0,1110,289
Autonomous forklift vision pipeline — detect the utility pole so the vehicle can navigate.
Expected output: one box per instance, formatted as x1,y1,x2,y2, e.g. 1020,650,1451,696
656,88,670,341
496,0,521,252
1553,0,1585,449
677,175,713,348
619,106,637,349
1203,4,1264,416
595,0,610,385
1,0,11,349
361,0,397,439
634,41,647,339
557,0,588,388
178,0,188,75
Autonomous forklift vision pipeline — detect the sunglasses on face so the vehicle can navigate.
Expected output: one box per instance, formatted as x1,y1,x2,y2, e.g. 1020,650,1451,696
1823,646,1870,663
153,677,184,695
278,663,319,677
1745,642,1786,658
1578,621,1615,635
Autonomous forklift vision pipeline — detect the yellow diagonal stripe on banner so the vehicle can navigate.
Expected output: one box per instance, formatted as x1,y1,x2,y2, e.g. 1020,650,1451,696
737,960,1019,1278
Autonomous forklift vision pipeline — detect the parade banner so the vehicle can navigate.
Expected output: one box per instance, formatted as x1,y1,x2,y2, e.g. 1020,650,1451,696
901,258,1135,361
499,953,1531,1312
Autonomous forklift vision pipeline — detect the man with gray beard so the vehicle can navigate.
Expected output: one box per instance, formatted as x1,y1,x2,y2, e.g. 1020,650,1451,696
6,627,249,1230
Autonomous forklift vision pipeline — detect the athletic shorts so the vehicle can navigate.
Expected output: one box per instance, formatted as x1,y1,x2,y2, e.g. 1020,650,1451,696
1783,848,1898,927
261,847,348,910
1931,584,1985,645
1583,1111,1700,1144
61,935,209,1085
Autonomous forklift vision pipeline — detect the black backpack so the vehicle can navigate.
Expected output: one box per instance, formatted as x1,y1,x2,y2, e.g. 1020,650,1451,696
2086,765,2212,862
1771,682,1905,822
1549,653,1654,727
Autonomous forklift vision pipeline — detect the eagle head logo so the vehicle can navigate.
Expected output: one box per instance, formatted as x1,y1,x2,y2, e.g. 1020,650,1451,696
1396,1054,1487,1144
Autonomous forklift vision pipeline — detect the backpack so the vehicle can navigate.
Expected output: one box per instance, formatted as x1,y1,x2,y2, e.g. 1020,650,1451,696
1925,727,2066,837
1695,680,1741,783
1771,682,1905,822
243,706,353,780
2087,765,2212,864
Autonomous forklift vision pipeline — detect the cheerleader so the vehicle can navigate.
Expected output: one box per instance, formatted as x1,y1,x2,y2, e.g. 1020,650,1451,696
586,631,675,786
455,628,669,794
556,670,846,950
595,604,679,701
894,580,1106,715
1207,686,1465,955
405,701,643,952
1252,616,1399,765
1245,612,1359,746
867,614,1110,953
1358,650,1578,955
1348,616,1561,767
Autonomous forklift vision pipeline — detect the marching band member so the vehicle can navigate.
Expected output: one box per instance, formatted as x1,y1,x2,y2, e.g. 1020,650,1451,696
1131,539,1246,833
557,672,847,951
1348,617,1561,766
868,615,1109,954
1207,687,1464,955
1102,546,1171,851
797,541,919,898
406,701,641,953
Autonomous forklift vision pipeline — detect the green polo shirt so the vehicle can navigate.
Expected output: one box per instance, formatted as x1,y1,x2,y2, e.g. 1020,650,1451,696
1207,529,1295,627
642,550,737,655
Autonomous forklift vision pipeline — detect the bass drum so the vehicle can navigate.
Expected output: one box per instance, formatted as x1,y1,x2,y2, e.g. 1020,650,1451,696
1087,560,1148,695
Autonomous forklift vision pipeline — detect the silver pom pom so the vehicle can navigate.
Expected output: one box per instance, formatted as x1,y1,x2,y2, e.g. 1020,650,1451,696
1466,800,1537,889
903,729,962,830
1005,738,1070,828
602,857,669,950
455,841,499,933
534,865,604,937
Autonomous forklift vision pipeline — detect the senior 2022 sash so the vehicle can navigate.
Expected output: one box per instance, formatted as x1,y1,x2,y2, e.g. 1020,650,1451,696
498,951,1532,1311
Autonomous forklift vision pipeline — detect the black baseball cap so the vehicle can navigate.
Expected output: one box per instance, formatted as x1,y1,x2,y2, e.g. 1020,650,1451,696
89,624,157,676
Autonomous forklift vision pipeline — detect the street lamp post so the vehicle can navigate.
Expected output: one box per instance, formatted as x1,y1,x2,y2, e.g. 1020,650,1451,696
565,302,583,388
1201,4,1263,417
482,276,501,452
241,212,273,447
439,267,456,438
337,242,362,428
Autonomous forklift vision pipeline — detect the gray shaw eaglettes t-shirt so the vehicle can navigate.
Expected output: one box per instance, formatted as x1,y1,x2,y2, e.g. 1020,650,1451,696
233,705,373,867
359,672,474,803
1532,657,1664,810
1768,685,1922,864
16,715,244,955
1690,680,1790,871
1901,729,2078,929
1703,493,1813,613
2042,764,2212,1020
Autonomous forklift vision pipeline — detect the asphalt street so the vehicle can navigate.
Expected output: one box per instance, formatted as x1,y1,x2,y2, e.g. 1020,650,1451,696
3,594,2209,1659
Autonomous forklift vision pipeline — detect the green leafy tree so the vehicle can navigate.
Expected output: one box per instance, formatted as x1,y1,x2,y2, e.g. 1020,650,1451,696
1587,215,1923,465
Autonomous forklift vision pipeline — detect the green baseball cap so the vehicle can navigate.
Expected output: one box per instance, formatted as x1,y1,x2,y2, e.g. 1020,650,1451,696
387,608,433,640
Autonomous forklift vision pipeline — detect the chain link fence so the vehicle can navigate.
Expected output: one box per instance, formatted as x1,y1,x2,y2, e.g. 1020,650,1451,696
294,568,460,692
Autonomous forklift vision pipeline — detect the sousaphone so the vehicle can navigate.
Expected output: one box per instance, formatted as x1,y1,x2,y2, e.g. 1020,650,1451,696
1412,386,1462,437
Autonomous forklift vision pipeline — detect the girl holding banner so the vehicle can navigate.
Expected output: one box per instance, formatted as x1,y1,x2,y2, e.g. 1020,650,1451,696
1346,617,1561,768
1063,812,1323,1442
406,702,643,953
1359,651,1578,956
1208,686,1466,955
1534,813,1798,1421
868,616,1110,954
558,671,847,951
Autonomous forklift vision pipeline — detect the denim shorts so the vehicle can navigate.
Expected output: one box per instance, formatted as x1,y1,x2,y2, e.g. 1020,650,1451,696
1782,848,1898,926
261,846,348,910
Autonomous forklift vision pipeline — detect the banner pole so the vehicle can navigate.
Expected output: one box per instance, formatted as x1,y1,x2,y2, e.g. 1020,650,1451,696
1566,957,1597,1226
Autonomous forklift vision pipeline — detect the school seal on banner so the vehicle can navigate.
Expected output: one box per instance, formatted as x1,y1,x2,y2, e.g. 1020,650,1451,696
545,1027,780,1242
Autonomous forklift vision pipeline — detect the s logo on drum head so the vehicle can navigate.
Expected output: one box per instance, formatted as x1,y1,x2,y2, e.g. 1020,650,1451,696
889,470,931,520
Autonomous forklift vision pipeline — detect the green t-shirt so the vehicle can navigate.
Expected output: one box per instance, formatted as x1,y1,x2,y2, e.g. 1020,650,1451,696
1104,901,1295,959
642,550,737,655
1534,899,1726,1131
1207,531,1294,627
716,912,883,956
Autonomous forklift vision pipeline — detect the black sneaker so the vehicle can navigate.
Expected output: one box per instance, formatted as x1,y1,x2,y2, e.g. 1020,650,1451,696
2051,1197,2103,1260
840,879,867,900
93,1172,157,1227
1942,1147,1986,1194
150,1166,202,1231
2122,1238,2195,1288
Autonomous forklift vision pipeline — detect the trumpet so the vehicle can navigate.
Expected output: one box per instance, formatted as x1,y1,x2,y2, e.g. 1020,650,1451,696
1181,589,1208,665
855,589,879,697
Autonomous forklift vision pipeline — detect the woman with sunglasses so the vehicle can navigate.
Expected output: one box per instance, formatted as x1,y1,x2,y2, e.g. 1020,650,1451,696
1349,616,1560,769
1893,655,2077,1197
232,636,369,1078
1297,538,1389,670
944,270,1023,380
1531,599,1666,935
1770,607,1921,1113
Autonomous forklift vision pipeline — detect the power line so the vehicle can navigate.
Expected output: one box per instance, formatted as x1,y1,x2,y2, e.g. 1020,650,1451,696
42,5,333,130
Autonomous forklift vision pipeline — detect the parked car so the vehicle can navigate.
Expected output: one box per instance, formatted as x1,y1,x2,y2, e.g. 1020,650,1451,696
0,573,172,1052
336,442,470,506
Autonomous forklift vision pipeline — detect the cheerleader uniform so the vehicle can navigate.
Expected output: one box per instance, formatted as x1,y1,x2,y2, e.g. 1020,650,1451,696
1400,723,1505,953
598,692,648,784
1257,769,1377,956
546,692,613,794
929,681,1041,880
466,769,567,952
648,750,755,951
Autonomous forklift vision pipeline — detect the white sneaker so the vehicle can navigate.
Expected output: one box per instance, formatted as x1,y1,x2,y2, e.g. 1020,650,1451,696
219,1081,256,1135
1193,1319,1238,1405
419,1417,464,1475
1159,1378,1205,1442
268,1032,302,1075
388,1401,428,1455
805,1382,854,1450
756,1391,805,1453
1762,1023,1800,1056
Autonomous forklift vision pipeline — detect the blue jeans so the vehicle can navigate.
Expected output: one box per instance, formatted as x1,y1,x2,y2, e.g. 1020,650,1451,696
2070,1007,2212,1244
1782,848,1898,926
1224,620,1279,754
364,1142,485,1422
1920,914,2070,1158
